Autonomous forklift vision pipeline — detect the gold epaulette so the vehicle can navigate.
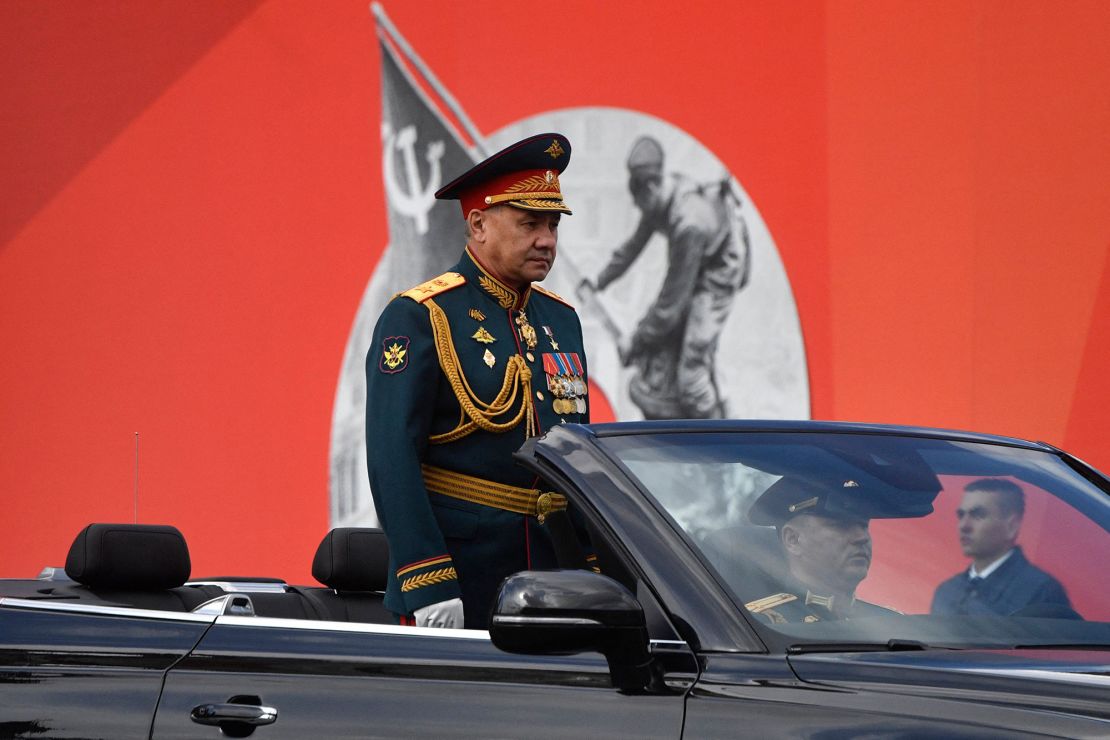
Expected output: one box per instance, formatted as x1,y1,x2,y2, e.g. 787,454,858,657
745,593,798,613
399,272,466,303
531,284,575,309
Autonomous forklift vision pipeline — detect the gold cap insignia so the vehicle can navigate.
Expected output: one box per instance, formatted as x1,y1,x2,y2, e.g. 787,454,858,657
545,140,565,159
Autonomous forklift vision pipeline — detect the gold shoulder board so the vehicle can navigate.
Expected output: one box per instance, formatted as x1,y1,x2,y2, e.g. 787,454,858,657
745,593,798,613
531,284,575,309
399,272,466,303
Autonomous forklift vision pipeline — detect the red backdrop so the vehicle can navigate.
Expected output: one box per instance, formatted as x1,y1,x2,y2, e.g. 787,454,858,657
3,1,1109,586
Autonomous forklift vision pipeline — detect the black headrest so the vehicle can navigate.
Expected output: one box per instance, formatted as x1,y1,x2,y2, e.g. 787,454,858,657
65,523,191,590
312,528,389,591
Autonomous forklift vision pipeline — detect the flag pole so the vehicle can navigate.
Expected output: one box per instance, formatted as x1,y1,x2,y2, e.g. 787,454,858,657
371,2,489,158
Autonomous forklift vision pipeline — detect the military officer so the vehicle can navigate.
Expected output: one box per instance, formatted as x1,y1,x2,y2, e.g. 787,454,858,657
365,133,593,630
743,475,904,623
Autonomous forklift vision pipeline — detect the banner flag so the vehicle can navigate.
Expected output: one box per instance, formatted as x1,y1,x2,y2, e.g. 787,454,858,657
375,36,477,286
329,9,481,526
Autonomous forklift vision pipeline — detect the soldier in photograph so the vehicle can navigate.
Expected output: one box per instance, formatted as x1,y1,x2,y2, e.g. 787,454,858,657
589,135,749,419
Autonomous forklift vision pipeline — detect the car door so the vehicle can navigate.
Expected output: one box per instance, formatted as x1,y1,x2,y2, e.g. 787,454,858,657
0,599,213,739
152,614,689,738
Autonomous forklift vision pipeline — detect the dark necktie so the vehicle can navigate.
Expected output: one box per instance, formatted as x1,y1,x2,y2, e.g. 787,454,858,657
957,575,983,614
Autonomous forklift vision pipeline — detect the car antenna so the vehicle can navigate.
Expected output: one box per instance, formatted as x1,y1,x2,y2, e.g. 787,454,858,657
133,432,140,524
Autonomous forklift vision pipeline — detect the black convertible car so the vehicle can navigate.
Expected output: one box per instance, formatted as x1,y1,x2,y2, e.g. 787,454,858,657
2,421,1109,738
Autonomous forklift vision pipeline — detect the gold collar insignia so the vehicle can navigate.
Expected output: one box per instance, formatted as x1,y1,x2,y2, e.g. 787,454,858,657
479,275,516,309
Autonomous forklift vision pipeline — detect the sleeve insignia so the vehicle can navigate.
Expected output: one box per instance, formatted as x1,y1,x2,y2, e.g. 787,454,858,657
396,554,458,593
400,272,466,303
380,336,410,374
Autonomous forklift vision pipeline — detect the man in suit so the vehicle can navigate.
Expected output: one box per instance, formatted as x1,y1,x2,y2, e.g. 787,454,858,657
365,133,594,630
931,478,1073,616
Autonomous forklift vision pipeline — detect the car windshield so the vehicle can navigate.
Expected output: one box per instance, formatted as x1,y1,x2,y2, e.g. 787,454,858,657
597,430,1110,649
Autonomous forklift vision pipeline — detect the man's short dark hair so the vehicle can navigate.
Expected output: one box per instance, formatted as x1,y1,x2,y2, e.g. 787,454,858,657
965,478,1025,517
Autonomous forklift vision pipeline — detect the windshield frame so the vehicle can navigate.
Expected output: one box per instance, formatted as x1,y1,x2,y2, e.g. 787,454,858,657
586,423,1110,653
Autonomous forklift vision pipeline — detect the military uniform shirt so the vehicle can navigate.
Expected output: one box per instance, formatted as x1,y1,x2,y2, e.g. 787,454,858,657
745,574,899,624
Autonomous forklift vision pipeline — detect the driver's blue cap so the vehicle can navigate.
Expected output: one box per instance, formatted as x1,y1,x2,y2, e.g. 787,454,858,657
750,473,937,526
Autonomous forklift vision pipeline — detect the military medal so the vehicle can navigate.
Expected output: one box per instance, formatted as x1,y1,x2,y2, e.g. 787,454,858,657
472,326,496,344
483,349,496,368
515,311,538,350
542,352,587,416
542,326,559,350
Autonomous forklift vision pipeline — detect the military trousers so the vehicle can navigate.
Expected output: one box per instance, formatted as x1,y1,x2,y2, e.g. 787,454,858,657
676,285,736,418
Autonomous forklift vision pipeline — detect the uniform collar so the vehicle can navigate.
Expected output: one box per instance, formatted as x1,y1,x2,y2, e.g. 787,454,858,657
458,246,532,311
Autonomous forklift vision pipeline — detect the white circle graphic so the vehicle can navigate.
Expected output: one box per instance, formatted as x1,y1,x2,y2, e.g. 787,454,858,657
329,107,809,527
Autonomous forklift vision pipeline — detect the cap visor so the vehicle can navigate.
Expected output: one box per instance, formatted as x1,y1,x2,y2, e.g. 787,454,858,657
507,198,572,215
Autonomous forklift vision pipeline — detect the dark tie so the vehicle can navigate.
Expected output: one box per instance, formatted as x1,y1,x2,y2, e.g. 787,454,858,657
957,575,983,614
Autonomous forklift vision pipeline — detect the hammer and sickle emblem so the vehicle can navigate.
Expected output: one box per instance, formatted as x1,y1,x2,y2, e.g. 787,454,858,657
382,123,446,235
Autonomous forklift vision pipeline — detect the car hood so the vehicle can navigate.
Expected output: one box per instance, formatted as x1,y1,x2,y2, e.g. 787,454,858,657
788,648,1110,719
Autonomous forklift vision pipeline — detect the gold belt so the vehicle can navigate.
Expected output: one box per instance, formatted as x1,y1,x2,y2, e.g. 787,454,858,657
421,464,566,523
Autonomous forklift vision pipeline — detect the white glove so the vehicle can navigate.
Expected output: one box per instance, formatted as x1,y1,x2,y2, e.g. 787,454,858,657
413,597,464,629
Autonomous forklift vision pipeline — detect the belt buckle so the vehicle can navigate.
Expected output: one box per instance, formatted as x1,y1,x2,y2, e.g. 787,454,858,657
536,492,557,524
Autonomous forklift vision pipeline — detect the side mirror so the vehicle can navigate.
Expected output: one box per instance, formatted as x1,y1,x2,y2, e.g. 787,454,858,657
490,570,653,692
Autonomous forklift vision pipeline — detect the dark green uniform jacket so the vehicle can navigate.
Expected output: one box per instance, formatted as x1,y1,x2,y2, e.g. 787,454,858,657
745,577,899,624
365,248,590,628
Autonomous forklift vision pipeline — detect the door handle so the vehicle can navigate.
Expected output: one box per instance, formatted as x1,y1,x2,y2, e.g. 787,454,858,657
191,702,278,726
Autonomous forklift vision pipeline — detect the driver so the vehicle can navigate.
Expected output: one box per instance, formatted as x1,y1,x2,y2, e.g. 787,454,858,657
743,476,899,623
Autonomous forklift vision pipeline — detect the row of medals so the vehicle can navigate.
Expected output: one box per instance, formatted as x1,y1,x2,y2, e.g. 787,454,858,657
472,309,588,417
548,374,587,415
514,309,586,416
